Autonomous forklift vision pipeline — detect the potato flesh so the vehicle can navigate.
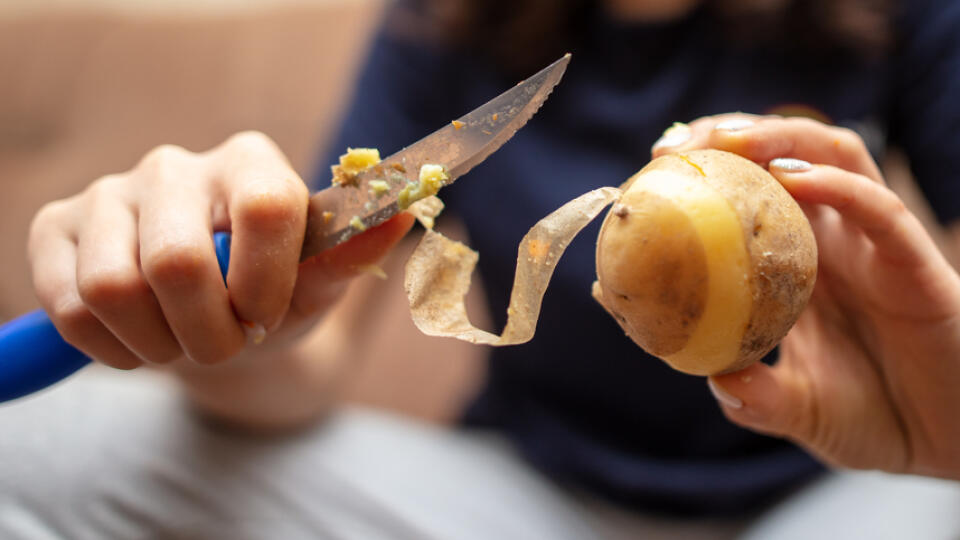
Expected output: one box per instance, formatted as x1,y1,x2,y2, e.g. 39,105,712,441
611,170,752,375
597,191,707,356
331,147,381,186
340,147,381,171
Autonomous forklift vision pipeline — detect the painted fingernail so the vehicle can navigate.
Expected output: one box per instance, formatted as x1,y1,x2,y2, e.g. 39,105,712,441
770,158,812,172
241,321,267,345
652,122,692,150
714,118,755,132
708,378,743,409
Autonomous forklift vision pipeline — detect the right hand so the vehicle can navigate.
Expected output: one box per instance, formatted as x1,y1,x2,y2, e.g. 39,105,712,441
28,131,414,370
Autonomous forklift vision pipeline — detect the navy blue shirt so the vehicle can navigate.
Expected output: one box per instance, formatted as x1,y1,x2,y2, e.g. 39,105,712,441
318,0,960,515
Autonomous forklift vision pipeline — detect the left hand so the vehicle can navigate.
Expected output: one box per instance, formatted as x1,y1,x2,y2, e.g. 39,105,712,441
653,114,960,480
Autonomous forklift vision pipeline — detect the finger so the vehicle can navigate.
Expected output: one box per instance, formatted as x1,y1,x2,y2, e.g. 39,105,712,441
211,131,309,333
768,159,937,267
652,114,883,183
288,212,416,323
707,362,814,442
651,113,761,158
75,177,182,364
29,218,142,370
796,200,874,281
137,145,245,364
708,116,883,182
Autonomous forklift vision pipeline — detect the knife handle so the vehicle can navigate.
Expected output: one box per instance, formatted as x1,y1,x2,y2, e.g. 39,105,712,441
0,231,232,403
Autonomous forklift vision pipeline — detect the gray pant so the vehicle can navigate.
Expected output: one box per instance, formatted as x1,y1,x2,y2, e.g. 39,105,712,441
1,368,958,540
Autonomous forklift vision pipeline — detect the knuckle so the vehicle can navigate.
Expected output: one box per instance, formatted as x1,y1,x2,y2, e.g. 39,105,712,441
138,144,190,172
82,175,127,207
742,134,775,156
77,268,147,311
888,193,907,215
877,188,909,229
225,130,278,154
234,179,308,228
85,174,123,196
33,199,69,225
142,242,210,286
833,126,868,152
874,182,903,208
29,199,72,244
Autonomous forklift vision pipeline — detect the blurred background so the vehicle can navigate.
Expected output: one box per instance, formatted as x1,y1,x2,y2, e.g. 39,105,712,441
1,0,955,425
0,0,483,422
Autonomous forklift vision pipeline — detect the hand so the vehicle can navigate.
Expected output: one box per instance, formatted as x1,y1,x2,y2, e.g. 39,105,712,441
653,114,960,480
28,131,414,370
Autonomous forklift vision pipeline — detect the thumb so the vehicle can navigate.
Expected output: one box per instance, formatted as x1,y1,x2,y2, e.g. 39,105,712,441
707,360,816,442
291,212,416,316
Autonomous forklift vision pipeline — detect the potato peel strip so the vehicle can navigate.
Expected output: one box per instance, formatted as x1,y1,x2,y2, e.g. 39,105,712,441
404,187,621,345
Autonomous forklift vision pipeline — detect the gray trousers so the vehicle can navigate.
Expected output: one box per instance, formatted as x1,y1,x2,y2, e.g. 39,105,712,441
1,368,958,540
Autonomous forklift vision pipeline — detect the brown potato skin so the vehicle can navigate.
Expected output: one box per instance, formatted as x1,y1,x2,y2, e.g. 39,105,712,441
595,149,817,375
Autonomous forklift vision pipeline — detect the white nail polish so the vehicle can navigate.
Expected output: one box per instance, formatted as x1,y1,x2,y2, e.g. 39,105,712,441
714,118,755,132
708,378,743,409
652,122,691,150
242,322,267,345
770,158,812,172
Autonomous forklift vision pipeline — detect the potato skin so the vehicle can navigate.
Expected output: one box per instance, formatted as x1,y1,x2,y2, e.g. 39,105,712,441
595,149,817,375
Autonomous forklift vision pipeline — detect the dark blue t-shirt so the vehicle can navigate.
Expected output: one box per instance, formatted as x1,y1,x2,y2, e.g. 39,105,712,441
318,0,960,516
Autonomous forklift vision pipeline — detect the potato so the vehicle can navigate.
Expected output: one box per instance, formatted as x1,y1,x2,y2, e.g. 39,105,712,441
594,149,817,375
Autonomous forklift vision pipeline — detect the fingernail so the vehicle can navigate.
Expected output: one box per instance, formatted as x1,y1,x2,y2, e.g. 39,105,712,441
241,321,267,345
652,122,691,151
770,157,812,172
708,378,743,409
714,118,754,132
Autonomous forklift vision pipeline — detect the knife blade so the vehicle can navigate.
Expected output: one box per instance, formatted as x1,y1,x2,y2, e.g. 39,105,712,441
300,53,571,259
0,53,571,403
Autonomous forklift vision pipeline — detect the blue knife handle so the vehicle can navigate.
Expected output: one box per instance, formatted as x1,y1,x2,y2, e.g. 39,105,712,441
0,231,232,403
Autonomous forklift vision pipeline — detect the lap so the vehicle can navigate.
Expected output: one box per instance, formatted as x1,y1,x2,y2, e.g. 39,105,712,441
0,368,598,540
741,469,960,539
1,369,957,540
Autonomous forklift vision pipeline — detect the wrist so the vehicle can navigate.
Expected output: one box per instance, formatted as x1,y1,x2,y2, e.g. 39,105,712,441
168,324,350,432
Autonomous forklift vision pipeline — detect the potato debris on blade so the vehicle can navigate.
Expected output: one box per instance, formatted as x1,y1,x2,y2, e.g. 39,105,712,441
398,164,449,210
406,195,445,230
349,215,367,232
404,187,621,346
369,180,390,197
331,147,381,186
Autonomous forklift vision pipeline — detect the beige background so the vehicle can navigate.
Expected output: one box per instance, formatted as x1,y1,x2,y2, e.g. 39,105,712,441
0,0,342,16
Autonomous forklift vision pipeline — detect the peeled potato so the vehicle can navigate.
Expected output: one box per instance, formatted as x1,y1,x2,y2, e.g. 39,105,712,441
594,149,817,375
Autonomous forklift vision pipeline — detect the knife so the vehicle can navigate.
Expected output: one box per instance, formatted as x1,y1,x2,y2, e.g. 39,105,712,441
0,53,571,403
